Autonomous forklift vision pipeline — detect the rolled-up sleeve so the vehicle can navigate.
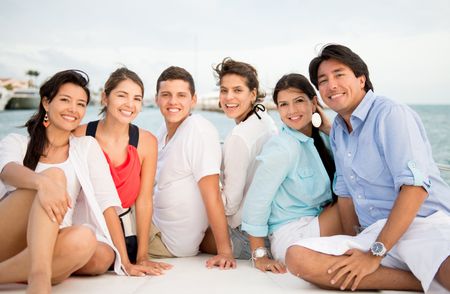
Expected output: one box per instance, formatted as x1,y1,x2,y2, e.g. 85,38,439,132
241,137,292,237
0,134,27,172
377,105,431,193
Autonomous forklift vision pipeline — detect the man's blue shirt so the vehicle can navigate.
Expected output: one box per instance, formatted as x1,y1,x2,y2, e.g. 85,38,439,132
331,90,450,228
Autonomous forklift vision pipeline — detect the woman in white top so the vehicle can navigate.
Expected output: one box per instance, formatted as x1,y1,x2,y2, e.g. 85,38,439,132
201,58,277,259
0,70,125,294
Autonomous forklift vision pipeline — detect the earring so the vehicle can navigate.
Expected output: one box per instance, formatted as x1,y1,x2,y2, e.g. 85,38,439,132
43,112,50,128
312,112,322,128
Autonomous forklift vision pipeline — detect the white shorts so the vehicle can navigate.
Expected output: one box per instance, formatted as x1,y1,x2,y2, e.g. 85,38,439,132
269,216,320,263
293,211,450,292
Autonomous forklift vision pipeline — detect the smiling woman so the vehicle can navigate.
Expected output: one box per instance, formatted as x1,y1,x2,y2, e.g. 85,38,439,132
199,58,278,261
73,67,172,277
0,69,127,294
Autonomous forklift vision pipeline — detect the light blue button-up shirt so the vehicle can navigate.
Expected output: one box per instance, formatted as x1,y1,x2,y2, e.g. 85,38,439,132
241,125,332,237
332,90,450,228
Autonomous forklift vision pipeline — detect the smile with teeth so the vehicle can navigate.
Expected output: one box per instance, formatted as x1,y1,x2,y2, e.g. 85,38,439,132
167,108,180,113
120,110,133,116
225,103,239,109
329,93,345,99
62,115,77,121
288,115,302,121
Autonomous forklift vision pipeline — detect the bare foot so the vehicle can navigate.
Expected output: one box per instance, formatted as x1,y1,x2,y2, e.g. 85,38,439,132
27,272,51,294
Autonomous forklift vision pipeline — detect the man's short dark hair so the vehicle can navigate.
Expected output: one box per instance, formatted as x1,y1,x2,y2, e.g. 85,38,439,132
309,44,373,92
156,66,195,96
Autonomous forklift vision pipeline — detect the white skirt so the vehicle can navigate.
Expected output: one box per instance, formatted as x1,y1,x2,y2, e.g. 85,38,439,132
292,211,450,292
269,216,320,263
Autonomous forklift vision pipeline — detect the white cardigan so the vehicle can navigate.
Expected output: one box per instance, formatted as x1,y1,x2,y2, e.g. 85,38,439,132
0,134,126,275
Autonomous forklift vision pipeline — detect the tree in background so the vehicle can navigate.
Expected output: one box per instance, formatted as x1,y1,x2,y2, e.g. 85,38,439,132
26,70,40,87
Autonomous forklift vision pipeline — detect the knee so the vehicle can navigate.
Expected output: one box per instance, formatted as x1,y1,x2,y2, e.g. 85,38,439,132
61,226,97,263
84,245,115,275
436,257,450,290
69,226,97,257
40,167,66,187
285,246,316,279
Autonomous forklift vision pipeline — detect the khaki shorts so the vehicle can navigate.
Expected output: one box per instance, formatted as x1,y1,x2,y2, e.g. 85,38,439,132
148,222,175,259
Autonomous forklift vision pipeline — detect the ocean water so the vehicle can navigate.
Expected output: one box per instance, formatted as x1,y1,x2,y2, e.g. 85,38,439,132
0,105,449,184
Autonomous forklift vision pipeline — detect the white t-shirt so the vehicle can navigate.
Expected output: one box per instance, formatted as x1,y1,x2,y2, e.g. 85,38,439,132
153,114,222,257
221,111,278,228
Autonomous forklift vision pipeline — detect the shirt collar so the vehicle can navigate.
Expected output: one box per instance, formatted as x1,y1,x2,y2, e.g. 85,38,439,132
281,124,312,143
351,90,375,122
334,90,376,131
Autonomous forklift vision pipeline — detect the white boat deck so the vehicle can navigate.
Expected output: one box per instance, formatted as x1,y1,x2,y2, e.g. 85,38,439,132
0,254,431,294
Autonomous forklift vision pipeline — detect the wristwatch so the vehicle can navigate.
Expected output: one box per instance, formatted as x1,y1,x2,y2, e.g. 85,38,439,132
251,247,269,267
370,241,387,257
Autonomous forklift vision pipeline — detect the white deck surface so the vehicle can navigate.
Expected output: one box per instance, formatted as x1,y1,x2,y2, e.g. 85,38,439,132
0,255,432,293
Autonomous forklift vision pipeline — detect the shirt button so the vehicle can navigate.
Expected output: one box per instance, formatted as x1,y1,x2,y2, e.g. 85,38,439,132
357,194,362,199
347,152,352,157
369,207,374,211
350,175,355,180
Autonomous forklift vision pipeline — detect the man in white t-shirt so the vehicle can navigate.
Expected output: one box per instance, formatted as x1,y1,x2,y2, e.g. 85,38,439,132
149,66,236,269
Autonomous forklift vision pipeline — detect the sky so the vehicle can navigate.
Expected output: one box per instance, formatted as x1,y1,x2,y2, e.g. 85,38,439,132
1,0,450,104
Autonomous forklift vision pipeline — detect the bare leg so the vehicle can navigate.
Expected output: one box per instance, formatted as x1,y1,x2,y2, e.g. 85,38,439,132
200,227,217,254
318,204,344,236
26,197,60,293
0,225,96,284
285,246,422,291
26,168,68,294
75,242,115,275
0,168,66,262
436,256,450,291
0,189,35,261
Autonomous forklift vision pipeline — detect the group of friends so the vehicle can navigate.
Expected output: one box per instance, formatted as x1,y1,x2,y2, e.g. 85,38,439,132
0,44,449,294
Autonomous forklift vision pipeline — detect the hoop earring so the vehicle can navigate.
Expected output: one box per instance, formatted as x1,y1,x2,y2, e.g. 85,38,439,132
43,112,50,128
311,112,322,128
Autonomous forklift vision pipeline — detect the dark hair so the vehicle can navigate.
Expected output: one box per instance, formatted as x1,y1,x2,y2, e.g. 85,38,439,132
214,57,265,102
309,44,373,92
156,66,195,96
100,67,144,115
23,70,90,170
273,73,336,204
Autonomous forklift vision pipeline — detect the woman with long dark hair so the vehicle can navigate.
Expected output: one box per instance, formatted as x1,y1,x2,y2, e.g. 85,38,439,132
0,70,126,293
241,73,342,273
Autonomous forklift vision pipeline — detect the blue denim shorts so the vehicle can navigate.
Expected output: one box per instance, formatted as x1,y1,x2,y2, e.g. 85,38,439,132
229,226,270,260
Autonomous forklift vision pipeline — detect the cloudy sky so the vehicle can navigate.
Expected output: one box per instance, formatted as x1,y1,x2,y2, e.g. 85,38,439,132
1,0,449,104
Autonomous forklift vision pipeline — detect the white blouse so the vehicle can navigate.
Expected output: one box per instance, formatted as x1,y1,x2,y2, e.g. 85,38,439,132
221,111,278,228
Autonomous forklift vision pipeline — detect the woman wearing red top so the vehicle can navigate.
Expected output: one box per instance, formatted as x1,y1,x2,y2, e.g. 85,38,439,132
75,68,172,276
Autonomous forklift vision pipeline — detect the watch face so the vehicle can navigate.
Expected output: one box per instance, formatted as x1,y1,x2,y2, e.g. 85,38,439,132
254,248,268,258
372,243,382,253
371,242,386,256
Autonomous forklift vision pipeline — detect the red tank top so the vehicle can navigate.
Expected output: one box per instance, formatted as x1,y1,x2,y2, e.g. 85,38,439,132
86,120,141,208
103,146,141,208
